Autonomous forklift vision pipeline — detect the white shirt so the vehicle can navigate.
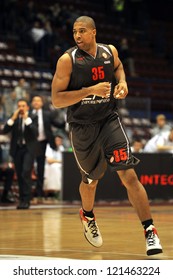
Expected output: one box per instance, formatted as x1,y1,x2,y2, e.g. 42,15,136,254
33,109,46,141
7,116,32,127
144,132,173,153
45,144,64,163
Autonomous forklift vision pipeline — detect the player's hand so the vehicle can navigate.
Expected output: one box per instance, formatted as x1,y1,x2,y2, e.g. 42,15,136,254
114,81,128,99
89,82,111,98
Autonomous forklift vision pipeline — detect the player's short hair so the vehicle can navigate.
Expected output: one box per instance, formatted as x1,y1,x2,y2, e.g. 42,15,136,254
74,16,96,29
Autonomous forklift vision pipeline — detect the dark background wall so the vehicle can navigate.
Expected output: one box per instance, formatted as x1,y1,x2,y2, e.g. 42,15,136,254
62,152,173,202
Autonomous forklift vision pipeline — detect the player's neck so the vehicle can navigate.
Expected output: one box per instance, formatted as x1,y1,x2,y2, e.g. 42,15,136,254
84,43,97,58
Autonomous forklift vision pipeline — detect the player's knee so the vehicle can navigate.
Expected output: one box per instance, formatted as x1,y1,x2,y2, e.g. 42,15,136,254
118,169,139,188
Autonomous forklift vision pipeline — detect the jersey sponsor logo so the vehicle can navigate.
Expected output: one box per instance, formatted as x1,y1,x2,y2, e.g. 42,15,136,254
81,82,112,105
104,60,111,64
81,95,110,105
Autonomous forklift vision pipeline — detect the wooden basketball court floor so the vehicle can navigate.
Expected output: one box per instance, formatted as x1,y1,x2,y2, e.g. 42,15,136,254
0,203,173,260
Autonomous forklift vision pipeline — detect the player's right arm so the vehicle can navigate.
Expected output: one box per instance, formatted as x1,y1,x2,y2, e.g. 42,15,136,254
51,53,111,108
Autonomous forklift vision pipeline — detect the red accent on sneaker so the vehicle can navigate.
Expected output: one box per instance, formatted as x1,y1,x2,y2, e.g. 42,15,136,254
144,226,158,236
79,208,95,221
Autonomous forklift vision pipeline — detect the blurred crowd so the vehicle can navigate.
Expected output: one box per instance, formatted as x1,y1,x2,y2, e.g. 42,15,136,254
1,0,172,69
131,114,173,154
0,0,80,67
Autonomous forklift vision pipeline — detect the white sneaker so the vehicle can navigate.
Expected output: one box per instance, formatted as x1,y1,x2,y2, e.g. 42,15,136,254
79,208,103,247
145,225,163,256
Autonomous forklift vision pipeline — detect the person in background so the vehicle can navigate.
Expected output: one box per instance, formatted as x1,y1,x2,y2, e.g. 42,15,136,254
31,95,65,203
131,138,144,153
44,134,65,201
13,78,30,102
3,91,19,120
151,114,171,137
144,128,173,153
0,142,15,204
3,79,30,122
51,15,162,256
118,37,137,77
3,99,38,209
29,20,52,61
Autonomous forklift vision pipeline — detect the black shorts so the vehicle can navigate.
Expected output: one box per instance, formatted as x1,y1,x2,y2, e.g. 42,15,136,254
69,113,139,183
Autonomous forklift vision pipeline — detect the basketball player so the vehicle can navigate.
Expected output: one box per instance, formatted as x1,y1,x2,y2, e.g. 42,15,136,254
51,16,162,256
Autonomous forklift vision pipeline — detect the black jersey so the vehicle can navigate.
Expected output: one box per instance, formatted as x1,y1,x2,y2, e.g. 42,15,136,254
66,43,118,124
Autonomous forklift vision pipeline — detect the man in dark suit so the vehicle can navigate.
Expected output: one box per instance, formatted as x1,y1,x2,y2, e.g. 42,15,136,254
3,99,38,209
31,95,65,202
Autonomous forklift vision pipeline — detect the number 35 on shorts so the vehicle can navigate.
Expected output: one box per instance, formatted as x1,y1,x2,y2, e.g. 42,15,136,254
110,148,128,163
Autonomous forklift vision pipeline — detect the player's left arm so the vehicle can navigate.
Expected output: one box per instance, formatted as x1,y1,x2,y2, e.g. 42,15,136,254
157,145,173,151
109,44,128,99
